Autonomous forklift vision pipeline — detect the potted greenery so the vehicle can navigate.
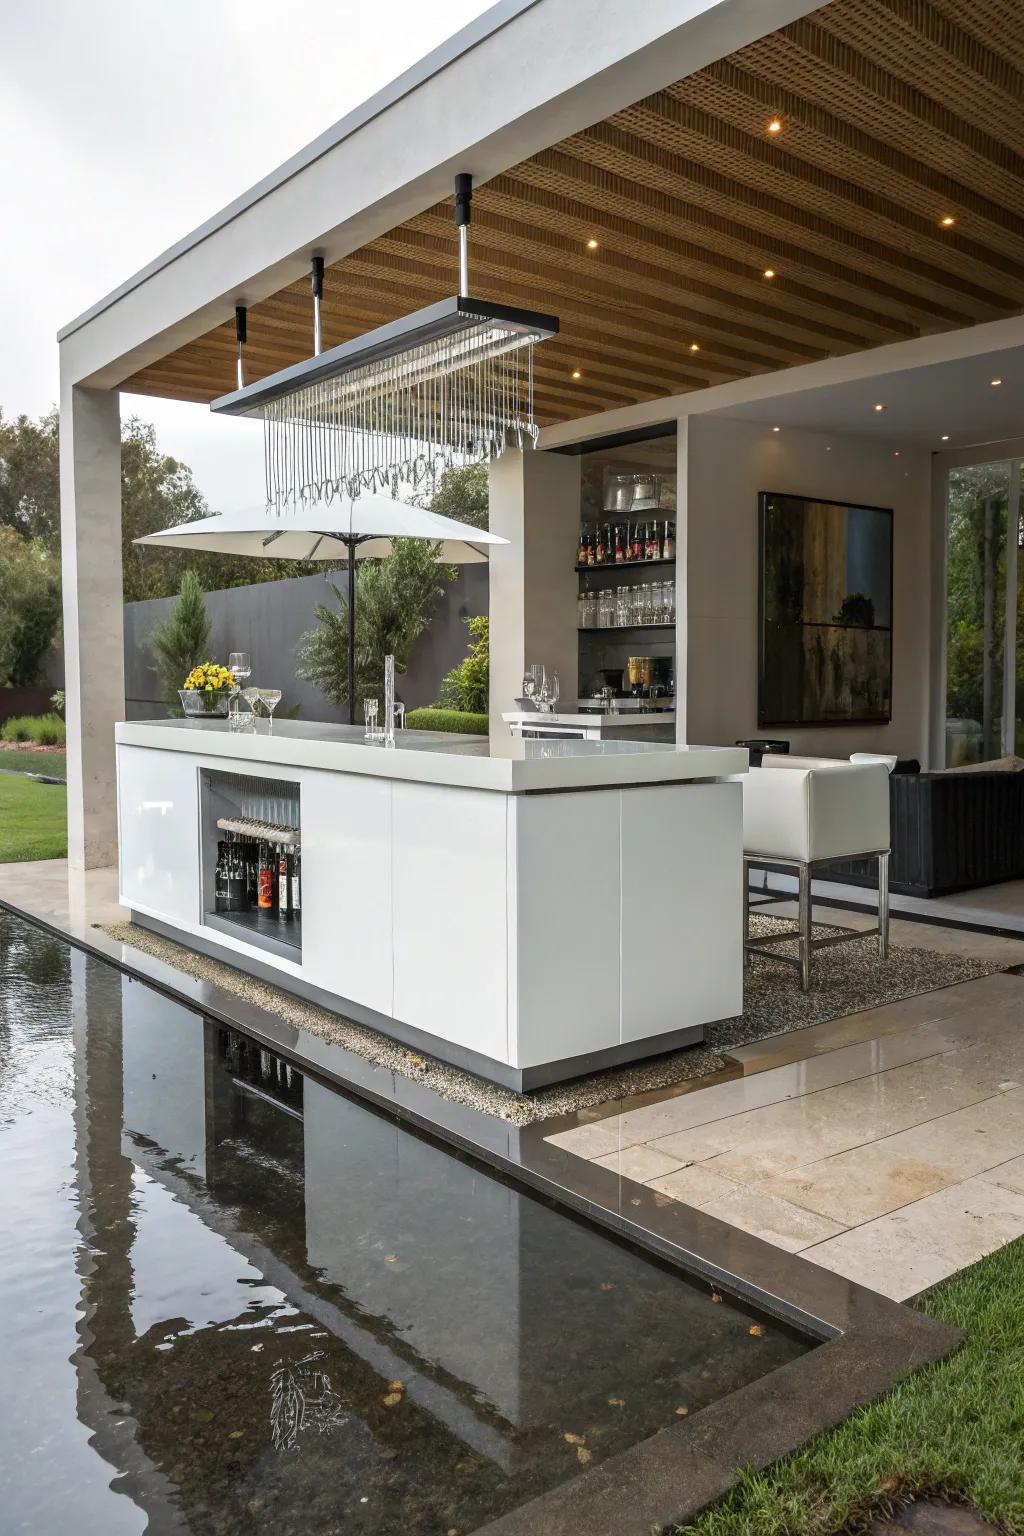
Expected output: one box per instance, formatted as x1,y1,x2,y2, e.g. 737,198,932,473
178,662,236,717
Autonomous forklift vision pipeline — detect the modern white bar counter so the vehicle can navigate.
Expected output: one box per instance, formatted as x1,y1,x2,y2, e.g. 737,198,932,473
116,719,747,1089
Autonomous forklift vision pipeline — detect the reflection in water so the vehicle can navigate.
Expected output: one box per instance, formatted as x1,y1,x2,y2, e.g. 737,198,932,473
0,911,808,1535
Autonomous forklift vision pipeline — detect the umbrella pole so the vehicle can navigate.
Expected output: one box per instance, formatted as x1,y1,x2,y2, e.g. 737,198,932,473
345,537,356,726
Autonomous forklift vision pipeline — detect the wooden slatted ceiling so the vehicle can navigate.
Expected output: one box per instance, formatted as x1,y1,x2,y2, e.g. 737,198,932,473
125,0,1024,424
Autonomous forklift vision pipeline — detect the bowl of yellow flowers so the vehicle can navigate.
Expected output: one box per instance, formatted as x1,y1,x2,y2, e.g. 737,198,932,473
179,662,236,718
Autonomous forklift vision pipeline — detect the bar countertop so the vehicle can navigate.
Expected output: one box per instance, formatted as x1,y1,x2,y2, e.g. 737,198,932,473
116,718,747,793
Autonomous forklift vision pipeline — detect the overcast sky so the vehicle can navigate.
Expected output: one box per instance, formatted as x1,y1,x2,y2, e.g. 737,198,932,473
0,0,487,511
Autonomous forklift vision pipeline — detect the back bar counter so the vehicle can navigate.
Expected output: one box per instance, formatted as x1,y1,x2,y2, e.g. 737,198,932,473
116,719,747,1089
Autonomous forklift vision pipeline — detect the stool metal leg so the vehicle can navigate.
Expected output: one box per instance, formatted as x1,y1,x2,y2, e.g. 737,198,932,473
798,861,812,992
743,857,751,966
878,850,890,960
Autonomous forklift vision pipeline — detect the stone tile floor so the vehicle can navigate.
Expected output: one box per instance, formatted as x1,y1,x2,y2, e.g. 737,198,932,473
548,908,1024,1301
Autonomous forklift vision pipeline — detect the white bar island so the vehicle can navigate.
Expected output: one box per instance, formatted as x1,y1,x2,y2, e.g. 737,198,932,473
116,719,747,1089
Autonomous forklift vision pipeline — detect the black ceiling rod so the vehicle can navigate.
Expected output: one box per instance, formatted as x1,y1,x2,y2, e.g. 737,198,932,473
311,256,325,356
234,305,247,390
454,173,472,298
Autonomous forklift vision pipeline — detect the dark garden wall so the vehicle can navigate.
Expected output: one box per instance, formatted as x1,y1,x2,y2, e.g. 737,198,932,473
123,566,488,722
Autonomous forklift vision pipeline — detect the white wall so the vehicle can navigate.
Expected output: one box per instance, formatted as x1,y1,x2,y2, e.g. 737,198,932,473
680,415,933,762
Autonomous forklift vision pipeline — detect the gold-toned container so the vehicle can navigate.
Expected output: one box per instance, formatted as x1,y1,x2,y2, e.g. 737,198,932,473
627,655,654,689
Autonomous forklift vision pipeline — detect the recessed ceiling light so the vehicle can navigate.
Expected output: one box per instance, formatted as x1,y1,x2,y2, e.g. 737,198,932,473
586,238,599,250
893,450,900,457
763,267,776,279
873,402,886,412
689,342,700,352
767,118,783,135
571,369,582,380
991,377,1003,387
941,434,950,441
772,425,781,433
939,215,956,228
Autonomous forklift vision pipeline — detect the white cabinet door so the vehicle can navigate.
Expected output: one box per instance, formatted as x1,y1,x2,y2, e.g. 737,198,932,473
392,782,509,1065
300,769,394,1018
511,791,620,1070
620,781,742,1042
117,745,200,925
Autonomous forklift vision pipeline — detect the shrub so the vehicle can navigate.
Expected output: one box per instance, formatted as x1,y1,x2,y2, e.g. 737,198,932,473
405,707,488,735
150,570,211,710
1,713,66,745
298,540,453,720
437,615,489,714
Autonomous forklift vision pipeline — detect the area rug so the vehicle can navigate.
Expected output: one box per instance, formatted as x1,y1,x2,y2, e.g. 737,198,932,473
100,916,1001,1126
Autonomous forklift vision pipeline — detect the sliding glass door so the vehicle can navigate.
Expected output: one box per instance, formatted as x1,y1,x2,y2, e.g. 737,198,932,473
944,457,1023,765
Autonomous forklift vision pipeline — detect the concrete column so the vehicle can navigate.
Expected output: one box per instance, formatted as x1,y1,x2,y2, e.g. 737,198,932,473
674,416,689,744
59,380,123,870
488,448,581,733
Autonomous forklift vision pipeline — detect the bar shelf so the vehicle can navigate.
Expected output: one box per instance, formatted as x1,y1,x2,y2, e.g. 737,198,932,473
216,815,299,846
577,623,675,633
576,557,676,573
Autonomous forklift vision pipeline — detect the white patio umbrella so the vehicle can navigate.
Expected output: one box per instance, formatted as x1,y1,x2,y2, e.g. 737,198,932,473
135,493,507,724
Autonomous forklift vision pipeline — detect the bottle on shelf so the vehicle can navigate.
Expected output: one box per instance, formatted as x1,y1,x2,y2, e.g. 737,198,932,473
586,530,596,566
663,520,676,559
277,845,291,921
577,526,588,566
614,524,626,563
257,840,275,913
595,524,607,565
246,840,259,910
214,839,230,913
228,833,248,913
630,523,643,562
290,850,301,917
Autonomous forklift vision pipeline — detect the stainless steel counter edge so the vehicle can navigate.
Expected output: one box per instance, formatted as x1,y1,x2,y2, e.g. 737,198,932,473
115,720,749,792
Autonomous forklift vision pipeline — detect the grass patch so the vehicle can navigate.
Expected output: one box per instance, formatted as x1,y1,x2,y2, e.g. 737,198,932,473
677,1241,1024,1536
0,748,67,779
1,712,66,745
0,773,67,862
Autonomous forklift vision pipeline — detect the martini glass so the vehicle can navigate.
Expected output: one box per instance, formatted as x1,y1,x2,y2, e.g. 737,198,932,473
260,689,282,734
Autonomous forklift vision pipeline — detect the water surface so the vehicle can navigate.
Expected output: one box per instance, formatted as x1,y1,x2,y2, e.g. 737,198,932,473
0,911,806,1534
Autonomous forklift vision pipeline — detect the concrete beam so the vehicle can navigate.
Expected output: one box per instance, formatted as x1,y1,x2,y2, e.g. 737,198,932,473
60,383,124,870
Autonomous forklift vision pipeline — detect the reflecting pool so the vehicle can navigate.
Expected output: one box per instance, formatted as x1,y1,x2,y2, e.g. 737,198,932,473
0,911,807,1534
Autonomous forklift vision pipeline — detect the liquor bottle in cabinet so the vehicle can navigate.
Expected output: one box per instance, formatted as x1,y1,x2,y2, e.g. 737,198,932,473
290,850,301,917
227,834,248,913
257,841,276,913
214,840,230,913
277,846,292,922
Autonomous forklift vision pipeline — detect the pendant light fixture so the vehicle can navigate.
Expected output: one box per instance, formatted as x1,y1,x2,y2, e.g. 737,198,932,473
212,174,559,507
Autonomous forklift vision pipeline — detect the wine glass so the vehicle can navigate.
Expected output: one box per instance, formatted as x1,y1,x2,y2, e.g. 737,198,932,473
547,672,560,711
228,652,250,722
241,686,261,724
260,689,282,734
522,670,536,703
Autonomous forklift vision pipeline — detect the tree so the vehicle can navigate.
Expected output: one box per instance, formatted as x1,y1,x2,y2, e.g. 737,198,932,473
298,542,453,718
0,407,321,601
437,615,489,713
0,409,60,543
0,527,62,686
149,570,212,709
424,462,489,530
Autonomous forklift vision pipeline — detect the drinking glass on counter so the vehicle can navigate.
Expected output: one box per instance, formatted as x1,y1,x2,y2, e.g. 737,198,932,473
260,689,282,734
364,698,380,739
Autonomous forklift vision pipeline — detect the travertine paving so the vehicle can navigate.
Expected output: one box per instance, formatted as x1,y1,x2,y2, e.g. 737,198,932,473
547,961,1024,1301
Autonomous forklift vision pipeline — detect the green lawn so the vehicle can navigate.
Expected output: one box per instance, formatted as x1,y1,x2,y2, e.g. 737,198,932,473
0,749,67,780
0,773,68,862
677,1240,1024,1536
